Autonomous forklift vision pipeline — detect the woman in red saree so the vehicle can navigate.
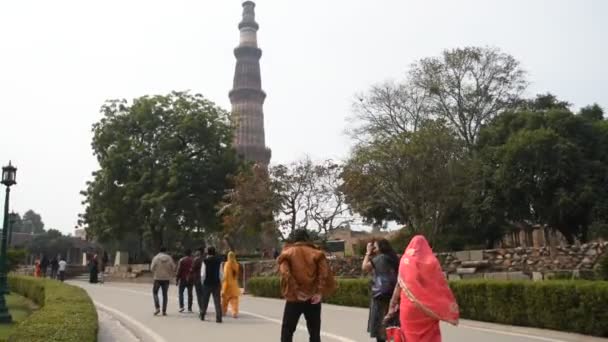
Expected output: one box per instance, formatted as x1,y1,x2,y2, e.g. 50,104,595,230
386,235,459,342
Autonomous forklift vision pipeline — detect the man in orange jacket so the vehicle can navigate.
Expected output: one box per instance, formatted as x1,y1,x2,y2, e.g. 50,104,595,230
277,229,336,342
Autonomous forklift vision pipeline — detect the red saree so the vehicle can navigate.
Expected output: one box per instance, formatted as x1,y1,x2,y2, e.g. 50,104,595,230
398,235,459,341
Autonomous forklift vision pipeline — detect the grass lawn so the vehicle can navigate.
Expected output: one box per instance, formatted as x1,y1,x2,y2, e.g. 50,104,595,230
0,293,38,341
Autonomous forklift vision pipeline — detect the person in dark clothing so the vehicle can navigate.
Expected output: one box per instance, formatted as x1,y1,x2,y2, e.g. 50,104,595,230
89,255,99,283
40,256,49,278
176,249,194,313
199,246,223,323
50,256,59,280
362,239,399,342
190,247,205,313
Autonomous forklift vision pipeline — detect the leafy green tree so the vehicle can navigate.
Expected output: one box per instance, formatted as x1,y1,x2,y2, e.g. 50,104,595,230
27,229,74,259
22,210,45,234
476,107,607,243
342,120,467,243
580,104,604,121
81,92,240,250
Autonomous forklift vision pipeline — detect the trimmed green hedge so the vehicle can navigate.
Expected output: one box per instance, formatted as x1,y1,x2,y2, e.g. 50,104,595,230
8,276,98,342
247,277,608,337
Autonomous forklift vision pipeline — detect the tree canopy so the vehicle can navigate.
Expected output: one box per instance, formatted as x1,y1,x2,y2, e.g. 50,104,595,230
80,92,240,251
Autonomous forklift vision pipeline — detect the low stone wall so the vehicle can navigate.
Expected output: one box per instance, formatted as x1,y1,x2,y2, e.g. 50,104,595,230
242,242,608,281
104,264,152,282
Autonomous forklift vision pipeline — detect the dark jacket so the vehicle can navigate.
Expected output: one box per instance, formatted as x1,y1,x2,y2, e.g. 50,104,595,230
176,256,194,283
202,256,223,287
191,256,203,285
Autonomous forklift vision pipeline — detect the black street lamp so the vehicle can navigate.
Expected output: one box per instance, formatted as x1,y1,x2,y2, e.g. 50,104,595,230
0,161,17,323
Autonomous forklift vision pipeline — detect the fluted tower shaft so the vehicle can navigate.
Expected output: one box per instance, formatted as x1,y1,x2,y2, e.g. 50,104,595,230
229,1,271,165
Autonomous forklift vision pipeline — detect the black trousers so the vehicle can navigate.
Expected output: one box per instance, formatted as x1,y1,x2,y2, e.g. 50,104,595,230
199,284,222,322
281,300,321,342
153,280,170,313
58,271,65,282
178,280,193,310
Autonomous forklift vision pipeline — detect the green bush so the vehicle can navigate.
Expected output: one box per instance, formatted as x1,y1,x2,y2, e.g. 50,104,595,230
247,277,608,337
597,253,608,281
7,276,98,342
7,249,27,271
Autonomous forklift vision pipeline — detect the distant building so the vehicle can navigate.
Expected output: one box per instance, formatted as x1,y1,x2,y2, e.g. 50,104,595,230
74,228,86,240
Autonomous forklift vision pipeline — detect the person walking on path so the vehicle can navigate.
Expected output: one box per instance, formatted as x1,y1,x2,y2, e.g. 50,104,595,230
40,255,49,278
221,251,241,318
385,235,459,342
176,249,194,313
50,256,59,280
151,247,176,316
199,246,223,323
89,254,99,284
58,256,67,282
277,229,337,342
362,239,399,342
34,257,41,277
190,247,205,313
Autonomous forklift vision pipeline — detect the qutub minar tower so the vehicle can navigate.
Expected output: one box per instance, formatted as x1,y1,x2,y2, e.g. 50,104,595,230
229,1,271,165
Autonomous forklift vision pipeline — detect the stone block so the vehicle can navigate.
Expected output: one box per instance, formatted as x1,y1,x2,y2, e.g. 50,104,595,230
456,267,476,274
532,272,543,281
484,272,508,280
454,251,471,261
507,271,530,281
448,274,461,281
461,260,490,268
470,250,484,261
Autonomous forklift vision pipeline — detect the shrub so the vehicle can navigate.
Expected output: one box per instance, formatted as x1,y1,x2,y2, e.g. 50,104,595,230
596,253,608,281
8,276,98,342
248,277,608,337
7,249,27,271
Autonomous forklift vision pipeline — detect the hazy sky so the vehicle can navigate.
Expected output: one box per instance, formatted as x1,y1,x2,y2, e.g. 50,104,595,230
1,0,606,234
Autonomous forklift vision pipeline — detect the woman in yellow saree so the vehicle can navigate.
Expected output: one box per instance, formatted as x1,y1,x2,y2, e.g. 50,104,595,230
222,251,241,318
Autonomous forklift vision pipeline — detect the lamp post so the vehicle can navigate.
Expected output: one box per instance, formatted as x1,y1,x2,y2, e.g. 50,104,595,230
0,161,17,323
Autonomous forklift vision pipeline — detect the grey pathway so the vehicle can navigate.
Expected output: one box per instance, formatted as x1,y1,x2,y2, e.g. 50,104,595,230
75,281,606,342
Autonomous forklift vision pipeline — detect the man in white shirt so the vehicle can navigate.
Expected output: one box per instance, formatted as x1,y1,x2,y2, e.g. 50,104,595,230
58,257,67,282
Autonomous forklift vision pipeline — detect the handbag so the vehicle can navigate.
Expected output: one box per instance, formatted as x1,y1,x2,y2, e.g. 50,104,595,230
386,326,405,342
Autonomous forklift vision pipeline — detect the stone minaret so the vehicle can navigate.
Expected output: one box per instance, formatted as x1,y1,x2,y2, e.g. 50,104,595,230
229,1,271,165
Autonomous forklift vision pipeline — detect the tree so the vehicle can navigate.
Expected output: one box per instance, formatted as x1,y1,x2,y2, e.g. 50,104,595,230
350,81,430,143
515,93,571,112
580,104,604,121
410,46,527,149
342,120,467,243
22,210,45,234
80,92,240,250
8,212,23,233
475,107,607,243
27,229,74,258
308,161,353,235
270,158,316,237
218,165,280,251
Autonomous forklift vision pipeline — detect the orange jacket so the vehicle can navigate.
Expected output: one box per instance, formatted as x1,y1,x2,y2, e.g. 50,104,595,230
277,242,336,302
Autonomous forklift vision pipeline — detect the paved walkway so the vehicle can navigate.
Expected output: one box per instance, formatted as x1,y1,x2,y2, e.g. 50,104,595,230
74,281,606,342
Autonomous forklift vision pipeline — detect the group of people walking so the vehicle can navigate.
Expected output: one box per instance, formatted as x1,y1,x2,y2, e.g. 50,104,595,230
34,254,67,281
148,230,459,342
150,246,241,322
